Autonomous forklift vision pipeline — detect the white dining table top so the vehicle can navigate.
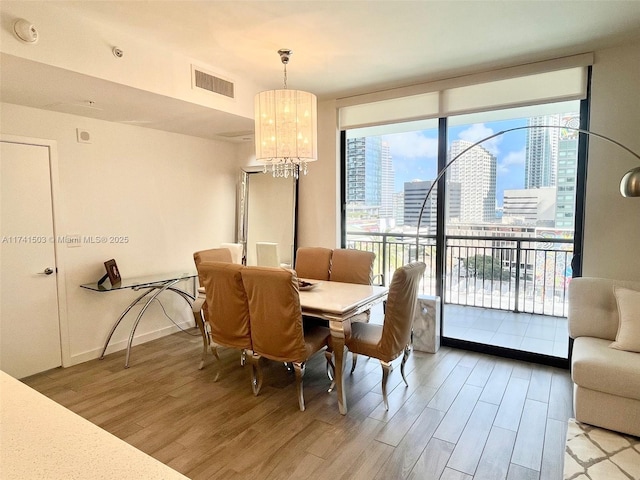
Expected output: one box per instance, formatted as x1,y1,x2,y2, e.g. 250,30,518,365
298,280,388,318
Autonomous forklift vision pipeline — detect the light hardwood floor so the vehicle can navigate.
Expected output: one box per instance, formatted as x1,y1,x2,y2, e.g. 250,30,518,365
22,329,573,480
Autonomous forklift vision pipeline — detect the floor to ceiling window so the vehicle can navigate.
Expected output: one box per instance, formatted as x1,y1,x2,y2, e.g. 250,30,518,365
342,99,585,366
339,58,591,367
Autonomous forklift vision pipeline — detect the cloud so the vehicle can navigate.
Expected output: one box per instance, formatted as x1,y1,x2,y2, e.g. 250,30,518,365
498,147,525,174
383,131,438,159
457,123,502,156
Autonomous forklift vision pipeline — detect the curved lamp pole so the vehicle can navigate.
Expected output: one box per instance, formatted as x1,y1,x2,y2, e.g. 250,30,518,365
414,125,640,261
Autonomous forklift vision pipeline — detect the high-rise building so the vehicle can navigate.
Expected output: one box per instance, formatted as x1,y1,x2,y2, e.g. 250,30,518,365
524,113,579,229
346,137,381,207
403,180,461,232
380,141,394,218
525,115,560,188
555,113,580,229
448,140,497,223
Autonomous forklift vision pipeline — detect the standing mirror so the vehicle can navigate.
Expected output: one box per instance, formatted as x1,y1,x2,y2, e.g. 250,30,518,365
238,167,298,267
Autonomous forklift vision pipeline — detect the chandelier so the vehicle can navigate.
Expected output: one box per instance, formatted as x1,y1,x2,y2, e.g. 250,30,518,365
254,49,318,179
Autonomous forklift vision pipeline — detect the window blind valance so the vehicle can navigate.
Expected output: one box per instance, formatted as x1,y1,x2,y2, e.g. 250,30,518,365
338,53,592,130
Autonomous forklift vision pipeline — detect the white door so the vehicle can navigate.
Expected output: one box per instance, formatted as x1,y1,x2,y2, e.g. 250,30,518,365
1,140,61,378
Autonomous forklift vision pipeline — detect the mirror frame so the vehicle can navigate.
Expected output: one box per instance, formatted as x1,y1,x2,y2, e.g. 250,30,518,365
237,166,298,266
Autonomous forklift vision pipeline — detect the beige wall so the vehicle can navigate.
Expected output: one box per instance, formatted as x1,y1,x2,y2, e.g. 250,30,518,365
583,41,640,280
1,103,241,365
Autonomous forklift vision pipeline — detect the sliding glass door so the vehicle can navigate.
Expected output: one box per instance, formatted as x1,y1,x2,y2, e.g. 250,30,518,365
343,100,585,366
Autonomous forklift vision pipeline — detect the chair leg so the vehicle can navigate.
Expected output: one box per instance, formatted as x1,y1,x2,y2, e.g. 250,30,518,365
324,349,336,392
381,361,392,410
293,362,306,411
350,353,358,374
209,344,222,382
247,351,263,396
325,350,335,381
400,345,411,387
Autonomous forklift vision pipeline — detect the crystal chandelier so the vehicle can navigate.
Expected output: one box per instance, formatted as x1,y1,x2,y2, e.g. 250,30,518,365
254,49,318,179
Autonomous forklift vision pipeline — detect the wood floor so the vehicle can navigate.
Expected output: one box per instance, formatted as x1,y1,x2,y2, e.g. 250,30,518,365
22,329,573,480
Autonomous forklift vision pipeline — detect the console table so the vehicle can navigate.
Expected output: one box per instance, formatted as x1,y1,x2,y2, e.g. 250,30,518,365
81,272,197,368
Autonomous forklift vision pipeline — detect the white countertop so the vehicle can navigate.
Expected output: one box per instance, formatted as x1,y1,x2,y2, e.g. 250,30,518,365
0,371,188,480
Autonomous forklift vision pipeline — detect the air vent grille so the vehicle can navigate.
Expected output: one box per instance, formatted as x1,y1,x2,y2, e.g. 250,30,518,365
193,68,234,98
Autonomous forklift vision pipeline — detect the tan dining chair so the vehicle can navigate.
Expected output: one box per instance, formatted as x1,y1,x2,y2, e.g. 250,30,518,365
345,261,426,410
329,248,375,285
220,242,244,264
330,248,376,327
294,247,333,281
241,266,334,411
192,248,234,367
193,261,251,378
193,248,232,281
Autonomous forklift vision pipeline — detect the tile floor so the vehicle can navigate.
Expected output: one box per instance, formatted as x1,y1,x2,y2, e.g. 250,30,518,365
443,304,569,358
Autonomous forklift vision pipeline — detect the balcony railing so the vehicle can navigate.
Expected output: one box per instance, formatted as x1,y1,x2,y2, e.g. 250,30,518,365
346,232,573,317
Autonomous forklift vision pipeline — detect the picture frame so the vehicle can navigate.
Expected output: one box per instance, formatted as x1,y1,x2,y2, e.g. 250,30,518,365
104,258,121,285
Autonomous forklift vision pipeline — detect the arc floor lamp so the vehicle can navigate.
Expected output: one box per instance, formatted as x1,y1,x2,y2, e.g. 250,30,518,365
414,125,640,258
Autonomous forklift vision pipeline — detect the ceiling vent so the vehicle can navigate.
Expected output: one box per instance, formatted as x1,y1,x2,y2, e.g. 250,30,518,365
191,65,234,99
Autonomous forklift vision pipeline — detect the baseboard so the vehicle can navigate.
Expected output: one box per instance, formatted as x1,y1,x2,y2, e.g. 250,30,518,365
68,321,195,367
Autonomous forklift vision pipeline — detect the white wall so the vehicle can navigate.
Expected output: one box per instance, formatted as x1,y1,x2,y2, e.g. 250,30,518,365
1,102,241,365
583,41,640,280
0,1,260,119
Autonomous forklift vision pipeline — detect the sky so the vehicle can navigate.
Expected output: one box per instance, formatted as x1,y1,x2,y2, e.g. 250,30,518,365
383,118,529,206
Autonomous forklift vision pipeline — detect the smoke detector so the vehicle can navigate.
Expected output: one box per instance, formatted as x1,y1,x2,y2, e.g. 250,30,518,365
14,19,38,44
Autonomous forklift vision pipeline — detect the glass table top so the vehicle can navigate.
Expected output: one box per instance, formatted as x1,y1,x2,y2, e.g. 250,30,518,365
81,271,196,292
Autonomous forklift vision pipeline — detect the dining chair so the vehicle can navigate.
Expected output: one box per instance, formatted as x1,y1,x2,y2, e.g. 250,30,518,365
192,248,234,367
294,247,332,281
220,242,244,264
241,266,334,411
193,261,252,378
329,248,376,326
193,248,232,279
329,248,375,285
256,242,280,267
345,261,426,410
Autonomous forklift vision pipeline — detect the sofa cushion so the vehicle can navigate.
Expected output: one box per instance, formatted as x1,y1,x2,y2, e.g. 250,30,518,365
572,337,640,401
611,287,640,353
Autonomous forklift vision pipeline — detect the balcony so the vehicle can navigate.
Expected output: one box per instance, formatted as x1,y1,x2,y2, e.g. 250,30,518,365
346,231,571,359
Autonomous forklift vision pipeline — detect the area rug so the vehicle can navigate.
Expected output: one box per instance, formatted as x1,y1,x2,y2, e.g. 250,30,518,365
564,418,640,479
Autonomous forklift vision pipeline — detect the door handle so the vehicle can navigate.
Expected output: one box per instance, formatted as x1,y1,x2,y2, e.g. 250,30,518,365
38,267,54,275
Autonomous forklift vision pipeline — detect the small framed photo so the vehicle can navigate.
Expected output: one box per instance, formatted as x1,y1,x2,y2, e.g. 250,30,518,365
104,259,121,285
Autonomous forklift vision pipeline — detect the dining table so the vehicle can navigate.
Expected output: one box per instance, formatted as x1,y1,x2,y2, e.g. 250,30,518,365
298,279,388,415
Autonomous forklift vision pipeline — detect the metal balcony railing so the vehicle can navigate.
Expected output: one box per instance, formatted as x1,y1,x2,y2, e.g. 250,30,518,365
346,232,573,317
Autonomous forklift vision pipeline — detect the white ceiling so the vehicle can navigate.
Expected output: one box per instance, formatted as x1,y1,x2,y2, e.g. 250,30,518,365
3,1,640,141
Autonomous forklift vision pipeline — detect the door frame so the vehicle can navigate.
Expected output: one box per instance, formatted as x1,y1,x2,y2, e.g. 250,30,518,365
1,134,70,369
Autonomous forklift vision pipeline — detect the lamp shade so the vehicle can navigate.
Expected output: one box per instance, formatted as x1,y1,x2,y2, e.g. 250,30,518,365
254,89,318,165
620,166,640,197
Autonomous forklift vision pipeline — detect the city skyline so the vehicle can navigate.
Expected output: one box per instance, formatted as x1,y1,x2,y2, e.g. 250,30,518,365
383,118,529,206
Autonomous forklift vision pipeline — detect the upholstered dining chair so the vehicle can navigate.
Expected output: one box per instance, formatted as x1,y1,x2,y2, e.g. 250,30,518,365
330,248,377,326
192,248,234,367
193,248,232,280
220,242,243,264
345,261,426,410
193,261,251,378
329,248,375,285
241,266,334,411
294,247,333,281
